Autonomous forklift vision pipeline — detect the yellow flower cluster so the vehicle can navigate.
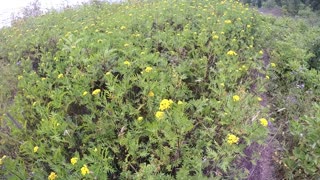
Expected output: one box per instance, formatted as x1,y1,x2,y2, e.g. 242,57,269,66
123,61,131,66
159,99,174,111
227,50,237,56
227,133,239,144
57,74,64,79
224,20,232,24
82,91,88,96
71,157,78,165
48,172,57,180
33,146,39,153
233,95,240,102
81,164,90,176
259,118,268,127
259,50,264,55
137,116,143,122
148,91,154,97
145,67,153,73
155,111,165,119
92,89,101,95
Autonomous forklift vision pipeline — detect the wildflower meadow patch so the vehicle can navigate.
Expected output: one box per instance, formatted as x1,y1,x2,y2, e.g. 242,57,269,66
0,0,319,179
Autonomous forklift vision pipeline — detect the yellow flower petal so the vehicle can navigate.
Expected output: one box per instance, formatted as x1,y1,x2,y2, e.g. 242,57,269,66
259,118,268,127
233,95,240,102
137,116,143,122
227,134,239,144
71,157,78,165
81,164,90,176
92,89,101,95
155,111,165,120
33,146,39,153
48,172,58,180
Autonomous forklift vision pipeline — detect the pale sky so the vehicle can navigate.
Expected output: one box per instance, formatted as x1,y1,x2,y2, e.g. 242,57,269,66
0,0,121,27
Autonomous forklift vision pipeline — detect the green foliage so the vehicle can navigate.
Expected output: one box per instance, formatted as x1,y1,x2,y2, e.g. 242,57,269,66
284,103,320,179
1,0,320,179
0,0,271,179
261,12,320,179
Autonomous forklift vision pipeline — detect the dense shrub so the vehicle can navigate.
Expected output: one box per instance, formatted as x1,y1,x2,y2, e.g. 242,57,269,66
0,0,319,179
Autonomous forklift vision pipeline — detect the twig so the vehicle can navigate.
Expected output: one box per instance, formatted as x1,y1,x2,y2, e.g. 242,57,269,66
6,113,22,129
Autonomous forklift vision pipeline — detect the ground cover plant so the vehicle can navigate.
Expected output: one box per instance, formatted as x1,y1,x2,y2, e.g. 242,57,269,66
0,0,319,179
262,15,320,179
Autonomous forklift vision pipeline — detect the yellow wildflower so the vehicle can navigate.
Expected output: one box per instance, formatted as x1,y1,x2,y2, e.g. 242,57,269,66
260,118,268,127
266,75,270,80
271,63,276,67
145,67,153,73
123,61,131,66
92,89,101,95
105,71,111,75
233,95,240,102
71,157,78,165
57,74,63,79
48,172,57,180
155,111,165,120
137,116,143,122
33,146,39,153
227,133,239,144
257,97,263,102
94,148,98,152
148,91,154,97
259,50,264,55
81,164,90,176
227,50,237,56
159,99,174,111
247,25,251,28
213,35,219,39
224,20,232,24
124,43,129,47
82,91,88,96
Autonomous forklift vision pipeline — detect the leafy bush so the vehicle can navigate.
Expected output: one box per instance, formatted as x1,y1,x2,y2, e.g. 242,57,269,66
261,12,320,179
284,103,320,179
0,0,272,179
1,0,320,179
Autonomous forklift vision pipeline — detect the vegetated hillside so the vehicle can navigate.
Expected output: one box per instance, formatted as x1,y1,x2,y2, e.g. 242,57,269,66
0,0,319,179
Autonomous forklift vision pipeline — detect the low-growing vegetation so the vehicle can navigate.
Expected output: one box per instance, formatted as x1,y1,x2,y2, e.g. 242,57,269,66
0,0,319,179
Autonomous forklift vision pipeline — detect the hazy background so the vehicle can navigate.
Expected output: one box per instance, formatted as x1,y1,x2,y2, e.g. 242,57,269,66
0,0,121,28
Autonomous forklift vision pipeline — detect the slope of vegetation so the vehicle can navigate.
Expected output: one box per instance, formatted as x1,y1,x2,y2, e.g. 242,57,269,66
0,0,319,179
